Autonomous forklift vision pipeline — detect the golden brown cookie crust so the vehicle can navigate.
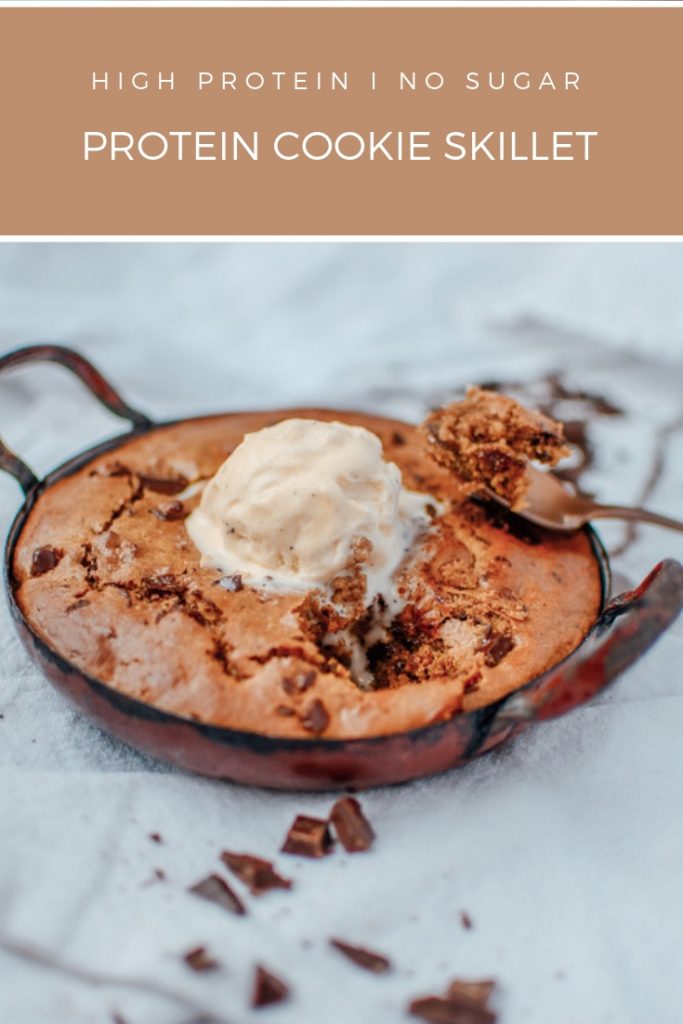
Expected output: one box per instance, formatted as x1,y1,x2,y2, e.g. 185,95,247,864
12,410,602,739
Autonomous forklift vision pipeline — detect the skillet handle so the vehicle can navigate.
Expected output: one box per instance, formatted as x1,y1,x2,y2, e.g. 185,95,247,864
0,344,152,496
482,558,683,742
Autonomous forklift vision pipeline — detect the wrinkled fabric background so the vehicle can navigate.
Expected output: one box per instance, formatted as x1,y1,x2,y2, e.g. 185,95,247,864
1,243,682,1024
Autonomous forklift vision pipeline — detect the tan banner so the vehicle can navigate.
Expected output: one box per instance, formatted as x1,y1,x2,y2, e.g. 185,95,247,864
0,7,681,235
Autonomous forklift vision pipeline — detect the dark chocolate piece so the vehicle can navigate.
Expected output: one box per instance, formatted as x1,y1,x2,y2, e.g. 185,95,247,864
329,938,391,974
251,965,290,1008
300,698,330,735
281,815,334,858
409,977,497,1024
30,545,63,577
330,797,375,853
481,632,515,668
152,500,186,521
183,946,220,972
188,874,246,916
141,573,187,597
220,851,292,896
138,472,188,495
409,995,496,1024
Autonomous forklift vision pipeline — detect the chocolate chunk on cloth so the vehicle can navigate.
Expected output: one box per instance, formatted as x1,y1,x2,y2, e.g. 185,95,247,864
188,874,246,916
330,796,375,853
409,996,496,1024
329,938,391,974
251,965,290,1008
281,815,334,858
409,977,497,1024
221,851,292,896
183,946,220,972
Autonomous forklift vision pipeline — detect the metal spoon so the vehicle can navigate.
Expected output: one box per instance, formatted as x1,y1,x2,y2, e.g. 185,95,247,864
481,465,683,534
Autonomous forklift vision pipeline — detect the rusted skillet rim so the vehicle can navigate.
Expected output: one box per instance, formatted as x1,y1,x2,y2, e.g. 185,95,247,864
2,344,682,787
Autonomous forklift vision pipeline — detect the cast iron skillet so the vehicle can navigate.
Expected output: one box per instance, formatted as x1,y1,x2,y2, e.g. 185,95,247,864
2,345,683,790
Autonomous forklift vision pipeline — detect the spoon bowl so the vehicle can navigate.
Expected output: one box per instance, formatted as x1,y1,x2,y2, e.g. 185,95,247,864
482,466,683,535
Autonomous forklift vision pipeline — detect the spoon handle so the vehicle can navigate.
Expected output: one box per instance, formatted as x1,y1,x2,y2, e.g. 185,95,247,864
589,504,683,534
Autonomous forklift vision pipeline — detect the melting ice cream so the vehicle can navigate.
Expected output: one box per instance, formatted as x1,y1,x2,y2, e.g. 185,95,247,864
186,418,434,598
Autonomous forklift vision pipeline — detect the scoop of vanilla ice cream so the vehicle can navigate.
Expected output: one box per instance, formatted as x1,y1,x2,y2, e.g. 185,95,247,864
186,418,432,593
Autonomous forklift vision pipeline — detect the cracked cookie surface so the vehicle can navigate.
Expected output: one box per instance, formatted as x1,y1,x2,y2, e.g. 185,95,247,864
13,410,602,739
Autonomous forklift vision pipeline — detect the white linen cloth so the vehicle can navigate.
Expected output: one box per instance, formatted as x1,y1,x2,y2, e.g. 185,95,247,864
1,243,682,1024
